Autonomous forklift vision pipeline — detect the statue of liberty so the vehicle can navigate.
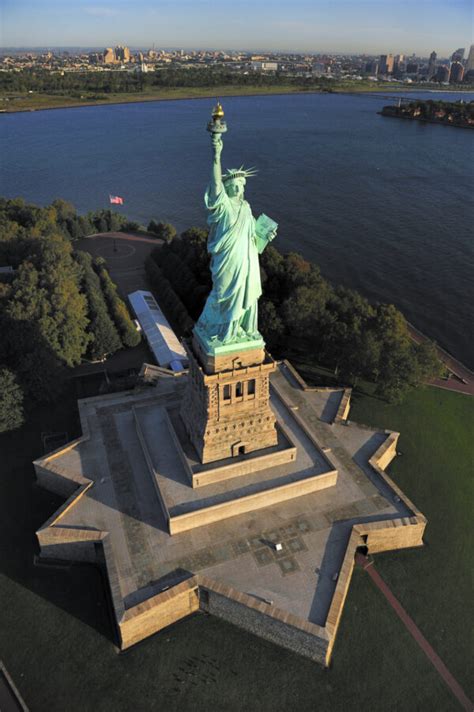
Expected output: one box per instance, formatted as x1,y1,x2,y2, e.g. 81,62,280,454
194,103,278,349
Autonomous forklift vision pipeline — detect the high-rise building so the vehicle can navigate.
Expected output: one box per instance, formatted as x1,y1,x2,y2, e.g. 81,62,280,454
449,61,465,83
115,45,131,62
466,45,474,72
435,65,450,83
451,48,465,62
103,48,116,64
393,54,406,76
406,62,419,75
427,51,437,79
379,54,394,74
365,60,378,75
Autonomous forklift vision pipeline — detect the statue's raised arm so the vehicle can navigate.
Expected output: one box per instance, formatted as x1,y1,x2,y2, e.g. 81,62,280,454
209,134,223,203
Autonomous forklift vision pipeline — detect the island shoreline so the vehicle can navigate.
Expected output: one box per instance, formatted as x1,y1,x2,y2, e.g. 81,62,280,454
2,85,473,115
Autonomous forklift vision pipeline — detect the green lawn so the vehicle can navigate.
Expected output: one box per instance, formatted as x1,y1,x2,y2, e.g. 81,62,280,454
0,383,472,711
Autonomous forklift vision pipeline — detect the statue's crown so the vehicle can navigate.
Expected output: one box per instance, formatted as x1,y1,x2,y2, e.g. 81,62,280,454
222,165,258,183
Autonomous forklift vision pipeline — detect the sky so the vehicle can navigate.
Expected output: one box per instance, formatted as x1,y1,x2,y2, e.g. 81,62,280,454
1,0,472,56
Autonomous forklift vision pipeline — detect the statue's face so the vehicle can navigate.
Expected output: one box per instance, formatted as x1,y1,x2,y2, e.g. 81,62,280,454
225,178,246,199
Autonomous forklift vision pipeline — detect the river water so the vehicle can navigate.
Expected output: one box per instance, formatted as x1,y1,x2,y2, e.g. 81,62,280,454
1,91,473,366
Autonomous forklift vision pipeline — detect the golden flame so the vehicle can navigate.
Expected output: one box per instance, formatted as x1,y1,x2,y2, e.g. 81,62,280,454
212,101,224,120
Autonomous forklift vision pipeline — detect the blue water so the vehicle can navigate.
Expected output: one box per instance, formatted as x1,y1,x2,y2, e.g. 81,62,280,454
1,91,473,366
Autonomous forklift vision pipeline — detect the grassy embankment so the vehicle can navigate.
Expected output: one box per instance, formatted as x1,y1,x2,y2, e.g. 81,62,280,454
0,372,472,711
2,81,470,113
0,84,316,112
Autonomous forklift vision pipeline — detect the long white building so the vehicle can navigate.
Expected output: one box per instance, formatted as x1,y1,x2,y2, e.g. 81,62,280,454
128,290,188,371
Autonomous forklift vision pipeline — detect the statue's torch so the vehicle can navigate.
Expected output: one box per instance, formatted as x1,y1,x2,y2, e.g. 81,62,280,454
207,100,227,135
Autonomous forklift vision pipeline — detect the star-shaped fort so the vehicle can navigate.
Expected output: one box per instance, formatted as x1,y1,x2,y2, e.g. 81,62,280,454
35,355,426,665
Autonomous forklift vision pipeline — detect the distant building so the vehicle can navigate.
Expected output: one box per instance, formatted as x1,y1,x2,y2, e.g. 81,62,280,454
449,61,464,83
451,47,465,62
427,51,437,79
435,65,450,83
115,45,131,63
88,52,102,65
379,53,394,74
365,60,378,74
386,54,395,73
465,45,474,72
251,61,278,72
393,54,406,76
406,62,419,74
103,47,116,64
312,61,327,76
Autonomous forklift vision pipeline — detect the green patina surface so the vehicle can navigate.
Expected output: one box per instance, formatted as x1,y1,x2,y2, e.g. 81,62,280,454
195,105,276,354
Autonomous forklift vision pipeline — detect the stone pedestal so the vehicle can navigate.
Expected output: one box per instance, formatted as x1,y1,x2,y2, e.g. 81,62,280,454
192,329,265,374
180,339,278,464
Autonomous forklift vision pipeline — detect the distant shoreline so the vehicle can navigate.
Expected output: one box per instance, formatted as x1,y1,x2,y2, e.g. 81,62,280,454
2,84,473,115
379,111,474,129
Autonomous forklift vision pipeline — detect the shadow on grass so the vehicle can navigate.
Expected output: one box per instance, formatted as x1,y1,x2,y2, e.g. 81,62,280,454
0,377,117,647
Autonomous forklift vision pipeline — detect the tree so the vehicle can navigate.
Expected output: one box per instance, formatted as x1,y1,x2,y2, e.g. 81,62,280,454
123,220,141,232
0,215,20,241
52,198,76,222
282,252,312,293
260,246,284,303
413,340,442,379
75,251,122,360
147,220,177,242
158,222,177,243
28,236,90,366
0,367,24,433
93,261,141,348
5,235,88,365
259,299,285,349
17,348,65,403
180,227,210,277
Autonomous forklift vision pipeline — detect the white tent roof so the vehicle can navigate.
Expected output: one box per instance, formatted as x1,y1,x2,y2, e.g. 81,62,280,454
128,290,187,369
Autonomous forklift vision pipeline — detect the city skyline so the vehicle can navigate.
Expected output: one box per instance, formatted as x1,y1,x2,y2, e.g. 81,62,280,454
2,0,472,56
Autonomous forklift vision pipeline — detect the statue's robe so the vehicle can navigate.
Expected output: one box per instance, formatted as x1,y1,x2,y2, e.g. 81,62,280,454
196,184,261,344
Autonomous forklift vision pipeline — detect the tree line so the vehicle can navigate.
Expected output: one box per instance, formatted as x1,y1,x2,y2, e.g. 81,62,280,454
0,198,140,433
147,226,442,403
0,68,335,96
0,197,139,241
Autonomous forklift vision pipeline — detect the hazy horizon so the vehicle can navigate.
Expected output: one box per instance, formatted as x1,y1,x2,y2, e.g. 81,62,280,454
0,44,470,60
2,0,472,57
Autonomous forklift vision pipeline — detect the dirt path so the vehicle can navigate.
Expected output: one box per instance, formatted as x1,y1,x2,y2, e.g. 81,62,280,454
356,554,473,711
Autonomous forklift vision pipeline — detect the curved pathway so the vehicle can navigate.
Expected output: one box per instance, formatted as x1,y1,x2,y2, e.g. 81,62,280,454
408,323,474,396
87,231,161,245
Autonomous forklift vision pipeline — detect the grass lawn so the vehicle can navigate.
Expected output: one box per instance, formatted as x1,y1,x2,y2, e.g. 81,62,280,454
0,382,472,711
